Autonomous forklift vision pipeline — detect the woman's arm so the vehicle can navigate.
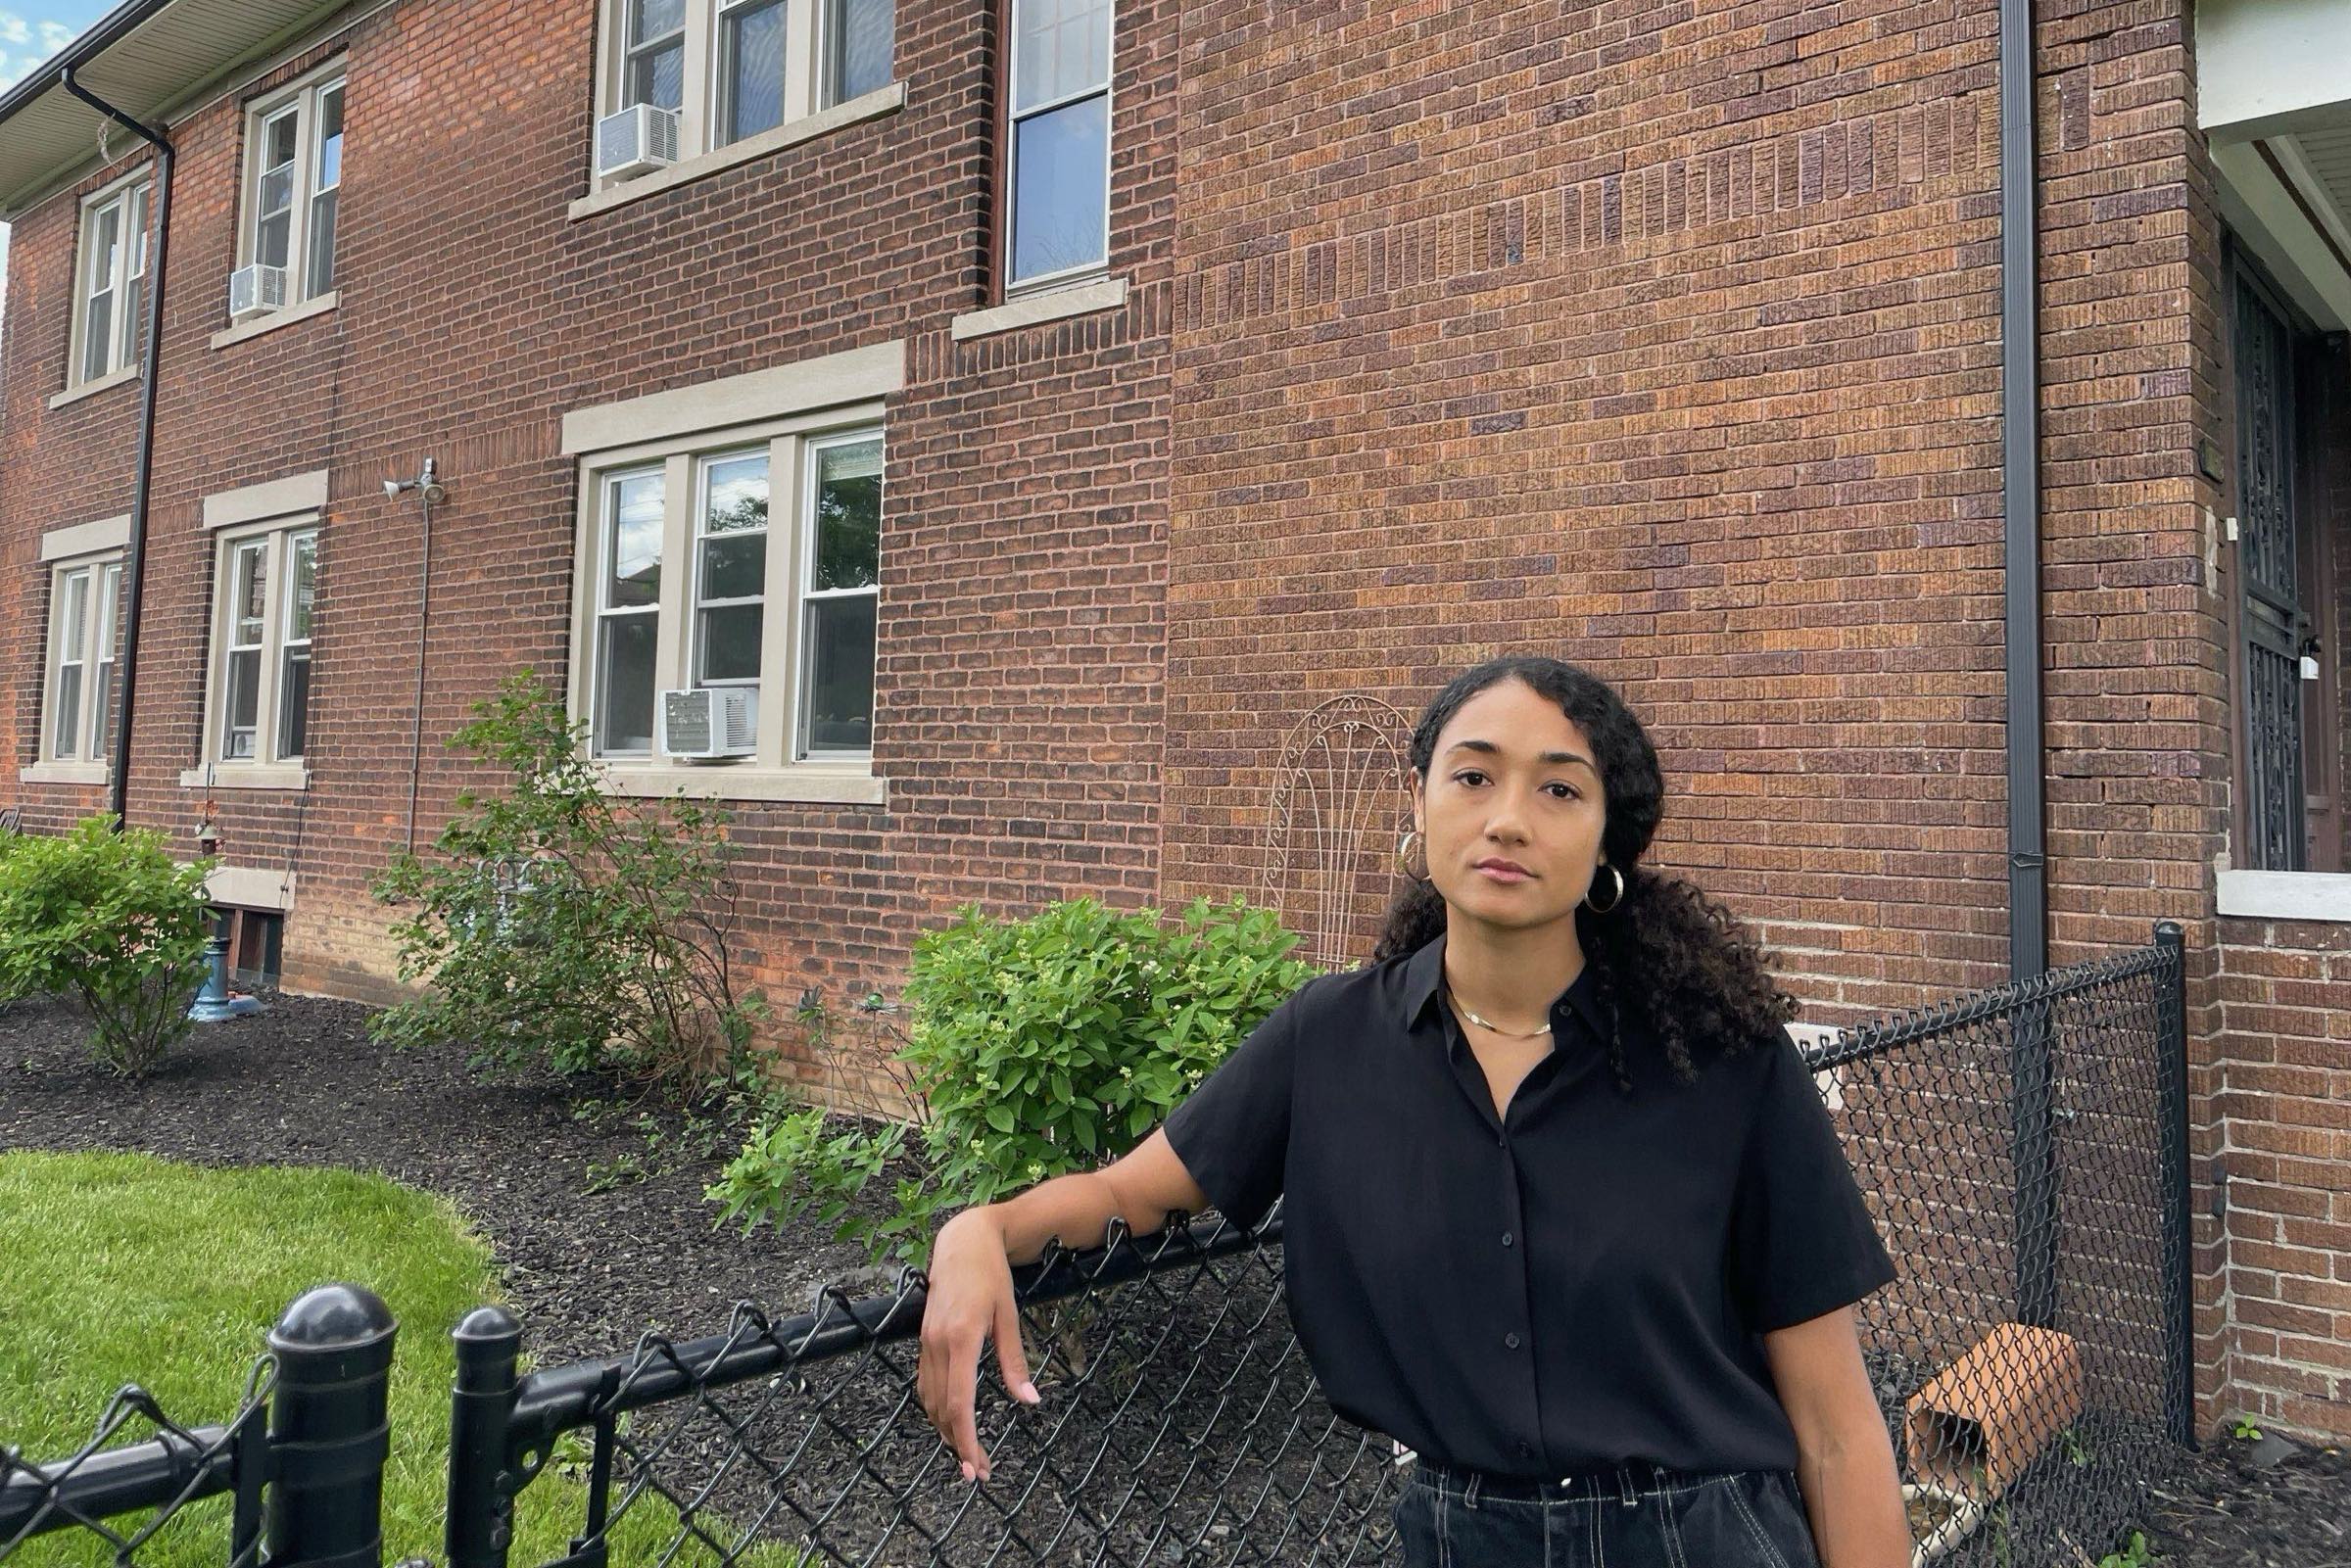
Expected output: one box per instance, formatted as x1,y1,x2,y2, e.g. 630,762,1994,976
1761,1305,1913,1568
919,1128,1213,1481
983,1125,1214,1264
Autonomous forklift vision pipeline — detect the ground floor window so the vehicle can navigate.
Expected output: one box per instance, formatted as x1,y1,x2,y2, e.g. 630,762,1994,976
42,553,122,765
574,418,881,768
204,522,318,768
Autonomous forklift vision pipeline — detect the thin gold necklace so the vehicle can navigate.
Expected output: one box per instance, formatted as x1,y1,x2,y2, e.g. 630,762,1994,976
1442,980,1553,1039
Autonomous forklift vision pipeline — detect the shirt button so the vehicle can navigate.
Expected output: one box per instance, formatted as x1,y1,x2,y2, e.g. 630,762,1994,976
1502,1232,1513,1248
1505,1332,1521,1350
1519,1441,1536,1458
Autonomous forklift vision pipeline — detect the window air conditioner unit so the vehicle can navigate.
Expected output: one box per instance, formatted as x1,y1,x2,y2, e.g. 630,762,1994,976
227,263,287,320
596,104,681,180
660,687,756,760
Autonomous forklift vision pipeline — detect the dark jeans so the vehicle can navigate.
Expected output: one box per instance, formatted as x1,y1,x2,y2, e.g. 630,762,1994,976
1390,1459,1824,1568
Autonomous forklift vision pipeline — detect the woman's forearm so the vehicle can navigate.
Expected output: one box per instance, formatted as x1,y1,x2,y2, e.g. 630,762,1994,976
1794,1422,1913,1568
979,1169,1180,1265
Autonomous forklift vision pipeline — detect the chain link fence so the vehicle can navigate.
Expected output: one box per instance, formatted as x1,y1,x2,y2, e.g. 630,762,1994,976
0,1283,397,1568
3,926,2191,1568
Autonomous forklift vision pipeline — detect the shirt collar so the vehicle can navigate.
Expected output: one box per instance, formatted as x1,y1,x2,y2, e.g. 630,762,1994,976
1402,929,1609,1045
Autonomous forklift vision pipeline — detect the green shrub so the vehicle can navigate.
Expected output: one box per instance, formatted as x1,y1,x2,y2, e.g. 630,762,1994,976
710,894,1319,1267
369,671,764,1093
0,817,211,1075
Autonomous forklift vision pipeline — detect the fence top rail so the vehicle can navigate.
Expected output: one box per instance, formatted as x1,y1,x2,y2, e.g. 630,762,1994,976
504,1208,1283,1452
1804,936,2177,1072
0,1359,267,1551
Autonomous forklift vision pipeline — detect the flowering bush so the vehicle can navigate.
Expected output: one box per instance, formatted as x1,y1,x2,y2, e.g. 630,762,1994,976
709,894,1319,1267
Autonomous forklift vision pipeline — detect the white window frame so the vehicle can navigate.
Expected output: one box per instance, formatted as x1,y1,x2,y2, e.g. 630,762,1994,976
200,519,321,779
593,0,892,175
794,431,882,760
569,410,884,788
691,446,773,692
40,552,123,767
234,63,346,316
276,530,319,762
1004,0,1115,296
67,171,152,392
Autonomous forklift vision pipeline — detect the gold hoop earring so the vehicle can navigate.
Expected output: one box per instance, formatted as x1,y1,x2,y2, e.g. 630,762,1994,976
1395,830,1429,883
1585,862,1625,914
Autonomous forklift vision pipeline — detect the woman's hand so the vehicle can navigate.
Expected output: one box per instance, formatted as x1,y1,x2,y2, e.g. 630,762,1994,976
916,1206,1042,1484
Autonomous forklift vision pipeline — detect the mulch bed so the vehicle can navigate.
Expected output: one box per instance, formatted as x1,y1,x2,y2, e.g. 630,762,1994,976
4,992,2348,1566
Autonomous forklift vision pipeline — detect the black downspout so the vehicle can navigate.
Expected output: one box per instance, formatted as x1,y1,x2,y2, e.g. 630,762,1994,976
59,68,171,832
1996,0,2059,1328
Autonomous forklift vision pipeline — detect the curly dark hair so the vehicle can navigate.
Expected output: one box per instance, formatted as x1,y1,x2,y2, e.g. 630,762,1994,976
1369,654,1797,1091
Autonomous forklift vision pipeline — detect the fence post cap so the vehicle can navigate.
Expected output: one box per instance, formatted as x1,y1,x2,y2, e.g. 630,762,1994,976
270,1283,398,1353
455,1306,523,1345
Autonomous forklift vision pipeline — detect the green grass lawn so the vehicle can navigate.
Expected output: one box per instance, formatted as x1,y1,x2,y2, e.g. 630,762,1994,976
0,1151,797,1568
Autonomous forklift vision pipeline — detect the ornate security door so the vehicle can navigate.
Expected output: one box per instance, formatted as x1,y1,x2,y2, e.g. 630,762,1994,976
2232,268,2312,871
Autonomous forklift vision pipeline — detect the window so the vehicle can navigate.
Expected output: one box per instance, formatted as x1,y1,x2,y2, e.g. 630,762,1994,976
718,0,787,143
800,435,879,755
576,423,881,769
42,556,122,763
205,523,319,768
237,71,344,313
72,178,149,387
598,0,892,167
1006,0,1112,290
595,468,665,755
278,532,318,759
827,0,892,104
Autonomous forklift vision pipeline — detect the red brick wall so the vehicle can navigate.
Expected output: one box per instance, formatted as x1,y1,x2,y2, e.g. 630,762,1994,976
0,0,1178,1064
1157,0,2016,1020
2214,922,2351,1436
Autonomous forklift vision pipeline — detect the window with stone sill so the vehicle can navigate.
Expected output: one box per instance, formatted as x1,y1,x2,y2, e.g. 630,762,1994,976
204,523,319,767
1005,0,1113,292
70,176,150,389
601,0,892,168
580,425,880,767
42,554,123,765
234,69,343,318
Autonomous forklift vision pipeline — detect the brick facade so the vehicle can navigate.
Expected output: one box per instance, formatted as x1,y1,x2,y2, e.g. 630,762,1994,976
2,0,2345,1439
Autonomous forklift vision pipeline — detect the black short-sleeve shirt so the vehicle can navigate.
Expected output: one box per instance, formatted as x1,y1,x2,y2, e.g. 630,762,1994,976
1161,930,1896,1479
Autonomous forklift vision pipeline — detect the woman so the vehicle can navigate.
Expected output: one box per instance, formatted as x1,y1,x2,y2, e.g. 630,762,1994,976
917,654,1912,1567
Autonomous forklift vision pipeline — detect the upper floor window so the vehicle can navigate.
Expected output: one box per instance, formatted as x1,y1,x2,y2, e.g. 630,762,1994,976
42,554,123,765
597,0,892,176
1006,0,1112,291
231,69,344,322
72,178,150,388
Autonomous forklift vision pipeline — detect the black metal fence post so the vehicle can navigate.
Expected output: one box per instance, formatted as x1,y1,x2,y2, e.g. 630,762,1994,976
264,1285,398,1568
447,1307,524,1568
2153,919,2199,1449
2012,990,2060,1328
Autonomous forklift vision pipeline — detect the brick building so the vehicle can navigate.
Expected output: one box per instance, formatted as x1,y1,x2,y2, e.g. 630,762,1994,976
0,0,2344,1440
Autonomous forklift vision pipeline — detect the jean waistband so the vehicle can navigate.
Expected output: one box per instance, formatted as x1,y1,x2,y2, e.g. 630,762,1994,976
1409,1456,1723,1506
